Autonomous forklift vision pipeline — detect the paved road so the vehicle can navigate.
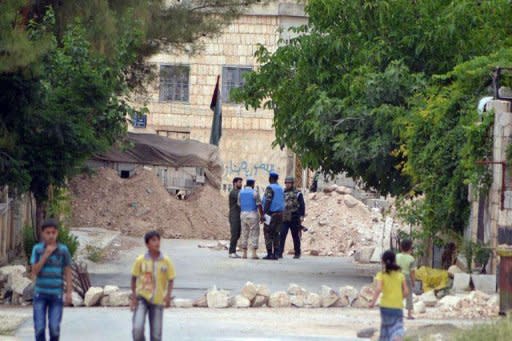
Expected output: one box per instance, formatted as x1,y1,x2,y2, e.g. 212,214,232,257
6,238,385,340
8,306,482,341
88,238,379,299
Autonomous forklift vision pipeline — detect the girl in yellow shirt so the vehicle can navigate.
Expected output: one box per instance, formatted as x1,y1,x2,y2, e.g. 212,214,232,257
369,250,409,341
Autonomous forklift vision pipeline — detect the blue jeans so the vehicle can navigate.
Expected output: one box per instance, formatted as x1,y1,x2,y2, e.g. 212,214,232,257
33,293,63,341
132,297,163,341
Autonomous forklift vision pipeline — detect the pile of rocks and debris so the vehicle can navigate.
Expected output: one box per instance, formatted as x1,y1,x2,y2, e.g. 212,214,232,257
414,289,499,319
290,184,401,258
0,265,33,306
69,168,229,240
178,282,379,309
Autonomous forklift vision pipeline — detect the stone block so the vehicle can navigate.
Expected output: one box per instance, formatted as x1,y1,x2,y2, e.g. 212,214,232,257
72,292,84,307
207,287,230,308
9,273,32,296
103,285,119,296
268,292,290,308
339,286,359,305
108,291,131,307
354,247,375,264
256,284,271,298
471,274,496,294
230,295,251,308
241,281,258,301
251,295,268,308
193,294,208,308
419,291,438,307
287,283,307,296
453,273,471,293
413,301,426,314
439,295,462,310
290,294,305,308
304,293,321,308
320,285,339,308
0,265,25,280
370,245,383,263
84,287,104,307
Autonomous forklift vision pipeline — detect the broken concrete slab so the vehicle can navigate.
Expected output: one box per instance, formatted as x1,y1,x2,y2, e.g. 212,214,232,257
419,291,438,307
354,247,375,264
453,273,471,293
471,274,496,294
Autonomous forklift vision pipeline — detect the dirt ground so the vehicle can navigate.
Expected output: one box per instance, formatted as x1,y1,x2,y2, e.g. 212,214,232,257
69,168,230,240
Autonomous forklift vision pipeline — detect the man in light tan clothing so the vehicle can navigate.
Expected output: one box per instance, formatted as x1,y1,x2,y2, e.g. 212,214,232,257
238,177,264,259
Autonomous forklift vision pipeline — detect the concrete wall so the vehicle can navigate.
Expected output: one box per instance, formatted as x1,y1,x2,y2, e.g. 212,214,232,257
132,2,308,191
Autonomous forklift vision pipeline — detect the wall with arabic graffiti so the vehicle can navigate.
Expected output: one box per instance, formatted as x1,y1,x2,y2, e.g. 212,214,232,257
220,129,288,193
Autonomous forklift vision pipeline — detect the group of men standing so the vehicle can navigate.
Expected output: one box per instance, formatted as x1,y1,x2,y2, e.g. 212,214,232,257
228,172,306,260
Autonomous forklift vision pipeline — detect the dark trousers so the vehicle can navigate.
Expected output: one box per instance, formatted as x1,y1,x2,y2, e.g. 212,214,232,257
278,219,301,257
33,293,63,341
229,217,241,254
264,213,282,256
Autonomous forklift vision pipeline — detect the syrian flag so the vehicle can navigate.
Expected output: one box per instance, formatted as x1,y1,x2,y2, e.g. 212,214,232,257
209,75,222,146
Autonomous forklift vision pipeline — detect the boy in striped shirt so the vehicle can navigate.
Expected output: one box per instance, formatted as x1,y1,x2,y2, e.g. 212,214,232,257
30,218,72,341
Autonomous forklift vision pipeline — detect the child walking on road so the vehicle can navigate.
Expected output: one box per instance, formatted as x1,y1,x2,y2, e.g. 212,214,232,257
31,218,73,341
131,230,176,341
396,239,416,319
369,250,408,341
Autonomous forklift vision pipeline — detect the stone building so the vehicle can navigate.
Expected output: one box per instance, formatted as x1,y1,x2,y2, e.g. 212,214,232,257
468,100,512,273
132,1,307,192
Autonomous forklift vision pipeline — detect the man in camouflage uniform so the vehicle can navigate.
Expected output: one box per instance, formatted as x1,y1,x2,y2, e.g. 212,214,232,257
261,172,285,260
238,178,263,259
277,176,306,259
228,177,243,258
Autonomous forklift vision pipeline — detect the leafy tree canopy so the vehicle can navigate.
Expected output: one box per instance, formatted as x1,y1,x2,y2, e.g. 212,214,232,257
234,0,512,233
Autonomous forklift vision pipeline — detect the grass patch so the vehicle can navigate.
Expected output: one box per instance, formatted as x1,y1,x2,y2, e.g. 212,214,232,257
454,316,512,341
84,244,105,263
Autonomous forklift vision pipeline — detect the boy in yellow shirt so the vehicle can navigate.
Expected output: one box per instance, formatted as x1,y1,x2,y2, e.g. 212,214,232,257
131,230,176,341
396,239,416,320
370,250,408,341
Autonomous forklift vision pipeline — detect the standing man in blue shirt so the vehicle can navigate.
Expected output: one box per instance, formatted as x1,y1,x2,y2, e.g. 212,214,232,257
31,218,72,341
261,172,285,260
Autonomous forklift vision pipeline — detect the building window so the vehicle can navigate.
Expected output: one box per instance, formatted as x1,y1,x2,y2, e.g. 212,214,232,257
159,65,190,102
222,66,252,103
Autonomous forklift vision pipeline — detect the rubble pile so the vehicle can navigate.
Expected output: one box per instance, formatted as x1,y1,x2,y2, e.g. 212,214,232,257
417,290,500,319
0,265,33,306
290,185,390,257
69,168,229,240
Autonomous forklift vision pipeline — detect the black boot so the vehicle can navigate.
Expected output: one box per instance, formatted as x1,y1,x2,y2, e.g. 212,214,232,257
263,248,273,260
263,254,274,260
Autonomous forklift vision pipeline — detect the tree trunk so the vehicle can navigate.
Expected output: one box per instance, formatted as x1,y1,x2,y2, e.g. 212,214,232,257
35,198,47,241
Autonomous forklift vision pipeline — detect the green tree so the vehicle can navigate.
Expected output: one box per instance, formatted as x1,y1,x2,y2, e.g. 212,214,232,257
1,0,263,232
0,8,143,230
234,0,512,233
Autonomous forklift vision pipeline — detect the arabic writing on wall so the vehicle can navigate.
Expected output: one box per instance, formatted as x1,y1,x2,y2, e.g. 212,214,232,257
224,160,276,177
